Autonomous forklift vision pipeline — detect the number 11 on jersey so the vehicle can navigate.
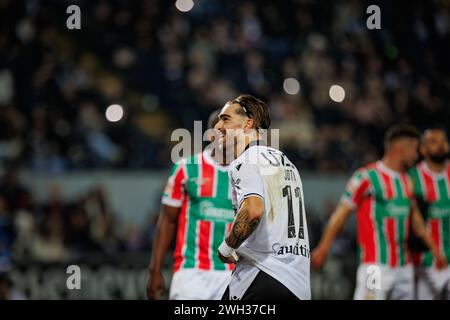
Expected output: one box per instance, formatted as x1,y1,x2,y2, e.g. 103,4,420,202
282,185,305,239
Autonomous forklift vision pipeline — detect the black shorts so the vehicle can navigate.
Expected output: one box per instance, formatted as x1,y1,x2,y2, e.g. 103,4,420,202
221,270,299,300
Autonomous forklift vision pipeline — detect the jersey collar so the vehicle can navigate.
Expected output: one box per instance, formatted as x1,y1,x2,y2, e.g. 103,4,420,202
421,160,448,178
202,150,229,172
244,139,266,152
376,160,401,177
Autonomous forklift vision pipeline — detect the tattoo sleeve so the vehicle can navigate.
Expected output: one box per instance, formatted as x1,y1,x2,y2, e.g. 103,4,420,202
226,206,261,249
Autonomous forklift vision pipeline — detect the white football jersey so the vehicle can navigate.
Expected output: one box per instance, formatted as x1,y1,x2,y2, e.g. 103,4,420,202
228,141,311,300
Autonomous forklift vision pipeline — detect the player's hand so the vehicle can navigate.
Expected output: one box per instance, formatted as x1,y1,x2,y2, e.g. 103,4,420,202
311,245,328,269
432,251,448,270
147,270,165,300
217,250,239,264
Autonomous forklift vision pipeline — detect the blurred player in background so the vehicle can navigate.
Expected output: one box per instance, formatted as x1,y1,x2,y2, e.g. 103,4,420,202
311,124,447,300
146,110,234,300
216,94,310,300
409,127,450,299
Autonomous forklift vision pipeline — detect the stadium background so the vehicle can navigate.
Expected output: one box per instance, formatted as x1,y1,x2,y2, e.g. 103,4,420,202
0,0,449,299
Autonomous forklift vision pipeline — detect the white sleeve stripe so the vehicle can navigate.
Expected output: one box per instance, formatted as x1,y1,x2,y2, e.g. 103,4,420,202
161,197,183,208
340,196,356,209
238,193,264,208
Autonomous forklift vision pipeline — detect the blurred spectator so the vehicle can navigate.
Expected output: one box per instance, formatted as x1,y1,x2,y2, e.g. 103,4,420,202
0,0,447,174
0,272,26,300
85,186,121,253
65,201,102,256
31,221,68,263
122,224,146,252
0,196,13,271
30,183,68,263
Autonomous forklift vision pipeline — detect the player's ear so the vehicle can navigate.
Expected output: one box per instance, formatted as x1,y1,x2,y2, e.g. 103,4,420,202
244,118,254,132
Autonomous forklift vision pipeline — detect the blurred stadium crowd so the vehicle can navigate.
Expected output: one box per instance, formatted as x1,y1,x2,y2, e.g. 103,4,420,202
0,169,158,271
0,0,449,269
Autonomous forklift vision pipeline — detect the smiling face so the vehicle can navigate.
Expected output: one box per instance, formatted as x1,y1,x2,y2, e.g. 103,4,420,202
215,102,252,155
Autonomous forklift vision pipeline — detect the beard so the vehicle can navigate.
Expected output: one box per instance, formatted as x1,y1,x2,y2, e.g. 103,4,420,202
429,152,449,164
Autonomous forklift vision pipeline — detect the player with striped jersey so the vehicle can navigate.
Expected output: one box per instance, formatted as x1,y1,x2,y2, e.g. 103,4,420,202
311,124,446,300
409,127,450,299
147,110,234,300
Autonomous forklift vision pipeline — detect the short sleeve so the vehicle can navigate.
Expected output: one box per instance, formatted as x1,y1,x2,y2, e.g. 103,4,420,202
231,162,265,209
340,169,371,209
161,160,187,207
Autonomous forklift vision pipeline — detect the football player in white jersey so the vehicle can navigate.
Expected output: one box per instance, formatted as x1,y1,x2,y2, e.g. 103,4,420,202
215,94,311,300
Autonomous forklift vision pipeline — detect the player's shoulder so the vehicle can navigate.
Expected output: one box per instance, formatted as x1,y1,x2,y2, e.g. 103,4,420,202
182,152,204,166
249,143,271,155
169,156,188,172
230,144,269,174
246,144,285,159
171,153,202,175
353,162,377,178
234,143,265,163
344,163,375,194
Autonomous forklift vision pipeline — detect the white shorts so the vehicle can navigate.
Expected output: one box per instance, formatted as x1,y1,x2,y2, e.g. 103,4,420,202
354,264,414,300
169,268,232,300
416,267,450,300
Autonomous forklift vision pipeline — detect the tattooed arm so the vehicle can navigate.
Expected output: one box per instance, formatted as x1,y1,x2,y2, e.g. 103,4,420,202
218,196,265,264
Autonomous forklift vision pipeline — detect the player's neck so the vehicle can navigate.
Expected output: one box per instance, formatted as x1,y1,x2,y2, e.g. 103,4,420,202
235,140,247,159
238,136,260,158
425,159,446,173
381,156,404,173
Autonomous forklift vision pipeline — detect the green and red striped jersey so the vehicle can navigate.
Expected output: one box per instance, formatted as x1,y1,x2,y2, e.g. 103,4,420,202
341,161,414,267
409,161,450,268
162,151,234,272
